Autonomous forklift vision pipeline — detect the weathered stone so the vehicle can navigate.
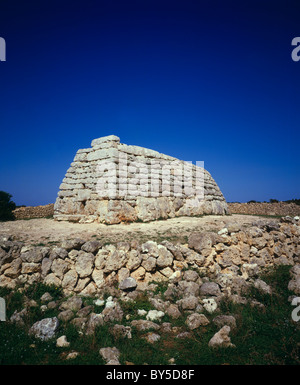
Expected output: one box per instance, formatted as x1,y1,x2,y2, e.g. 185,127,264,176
188,232,215,254
4,258,22,278
130,266,146,281
85,313,104,335
49,247,68,260
40,292,53,302
144,332,161,344
131,319,160,331
21,262,40,274
61,238,85,251
160,240,184,261
119,277,137,291
75,251,94,278
186,313,209,330
126,250,142,271
241,263,259,280
62,269,78,290
146,310,165,322
142,256,157,272
99,347,120,365
80,282,97,296
177,280,200,297
104,250,128,273
208,325,235,348
101,302,124,323
199,282,221,297
111,324,132,339
59,296,83,312
179,295,199,310
183,270,199,282
44,273,61,287
288,277,300,295
56,335,70,347
10,309,27,325
254,279,272,295
217,247,242,267
29,317,59,341
165,304,181,319
81,241,102,254
202,298,218,313
156,245,173,268
212,315,237,330
71,317,87,330
51,258,69,279
21,248,44,263
41,258,52,276
58,309,74,322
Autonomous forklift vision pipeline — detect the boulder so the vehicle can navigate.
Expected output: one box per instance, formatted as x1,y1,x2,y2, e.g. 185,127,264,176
29,317,59,341
186,313,209,330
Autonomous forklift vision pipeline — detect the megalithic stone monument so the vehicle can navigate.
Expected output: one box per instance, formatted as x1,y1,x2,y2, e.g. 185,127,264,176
54,135,228,224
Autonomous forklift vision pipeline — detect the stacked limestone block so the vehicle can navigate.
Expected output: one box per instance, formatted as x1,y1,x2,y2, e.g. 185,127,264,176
54,135,228,223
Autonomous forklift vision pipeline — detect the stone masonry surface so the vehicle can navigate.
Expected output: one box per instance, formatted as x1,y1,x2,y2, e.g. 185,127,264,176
1,216,299,298
53,135,228,223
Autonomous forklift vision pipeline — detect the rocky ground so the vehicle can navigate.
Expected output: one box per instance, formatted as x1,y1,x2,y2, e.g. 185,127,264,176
0,213,269,246
0,213,300,364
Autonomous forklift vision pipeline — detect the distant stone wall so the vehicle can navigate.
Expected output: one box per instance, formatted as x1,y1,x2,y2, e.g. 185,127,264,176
228,202,300,217
13,204,54,220
54,135,228,224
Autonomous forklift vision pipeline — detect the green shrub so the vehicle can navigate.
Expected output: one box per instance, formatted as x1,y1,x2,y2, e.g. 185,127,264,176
0,191,16,221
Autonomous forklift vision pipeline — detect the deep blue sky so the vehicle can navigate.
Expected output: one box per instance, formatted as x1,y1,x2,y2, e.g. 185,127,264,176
0,0,299,206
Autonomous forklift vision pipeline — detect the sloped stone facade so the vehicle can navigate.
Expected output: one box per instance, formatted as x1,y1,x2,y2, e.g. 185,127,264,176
54,135,228,223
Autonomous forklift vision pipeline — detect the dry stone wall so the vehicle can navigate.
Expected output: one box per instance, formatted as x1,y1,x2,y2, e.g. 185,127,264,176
54,135,228,223
13,204,54,220
228,202,300,217
0,216,299,299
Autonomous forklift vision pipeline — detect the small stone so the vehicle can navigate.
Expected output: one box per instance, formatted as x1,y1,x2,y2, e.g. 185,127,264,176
186,313,209,330
200,282,221,296
202,298,218,313
119,277,137,291
146,310,165,322
59,296,83,312
218,228,228,235
183,270,199,282
137,309,147,317
212,315,237,330
58,309,74,322
94,299,105,306
208,325,235,348
254,279,272,295
66,351,79,360
111,324,132,339
165,304,181,319
131,319,160,331
145,332,161,344
40,292,53,302
180,295,199,310
56,335,70,347
100,347,120,365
